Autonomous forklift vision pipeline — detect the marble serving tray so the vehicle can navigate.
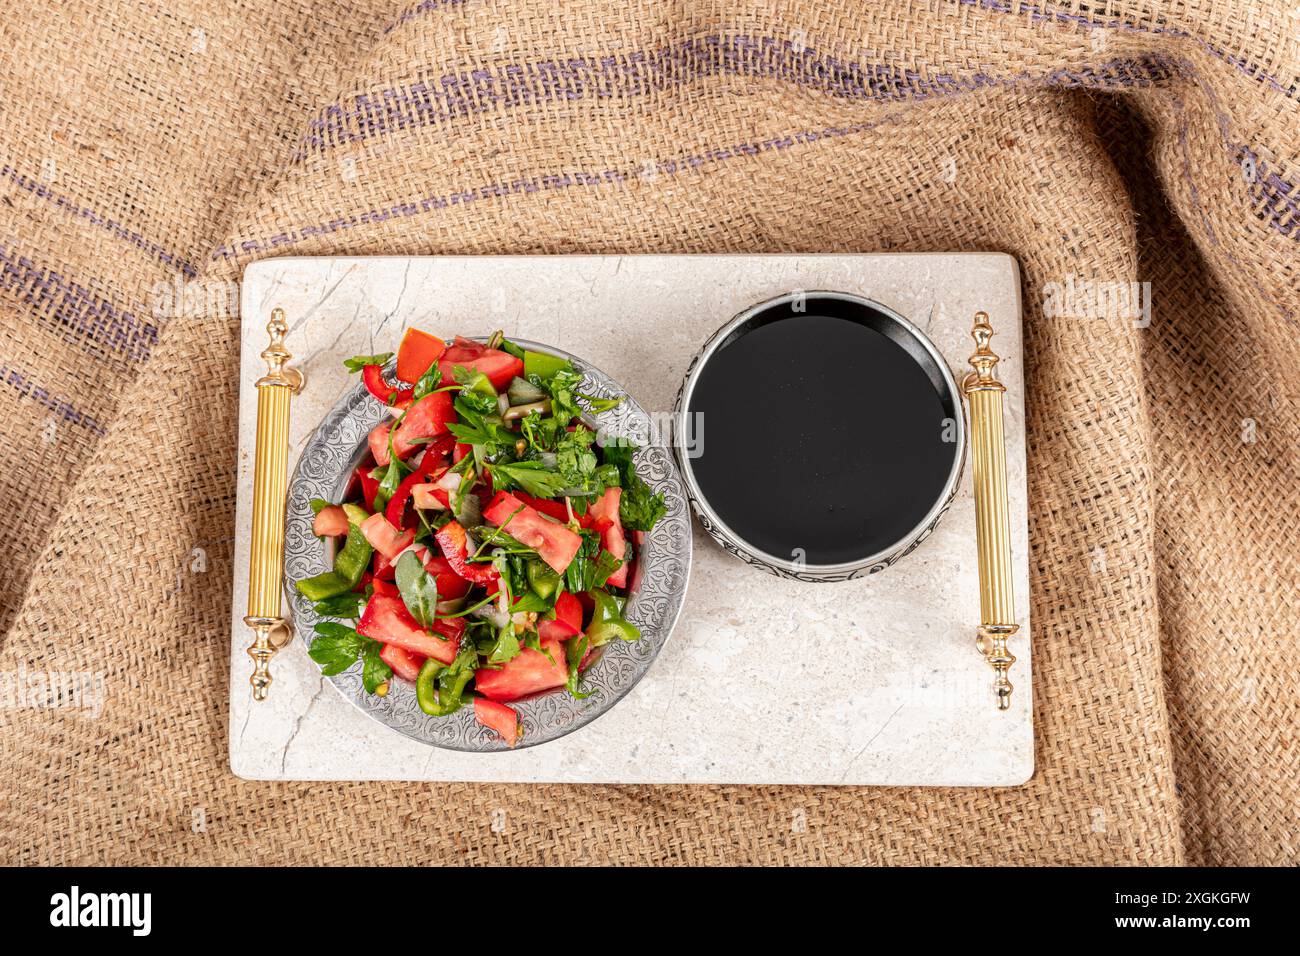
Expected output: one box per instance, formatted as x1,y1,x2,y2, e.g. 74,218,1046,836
229,254,1033,786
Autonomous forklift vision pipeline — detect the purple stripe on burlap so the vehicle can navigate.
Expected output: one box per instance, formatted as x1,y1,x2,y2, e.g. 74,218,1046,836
218,51,1298,261
213,113,917,263
0,163,199,278
0,243,158,362
289,35,1180,162
964,0,1298,100
0,362,108,435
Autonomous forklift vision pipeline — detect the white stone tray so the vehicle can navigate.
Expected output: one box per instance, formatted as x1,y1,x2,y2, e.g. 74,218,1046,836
229,254,1032,785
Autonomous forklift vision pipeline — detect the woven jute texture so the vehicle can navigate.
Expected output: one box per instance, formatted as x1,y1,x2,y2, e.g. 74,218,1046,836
1,0,1296,865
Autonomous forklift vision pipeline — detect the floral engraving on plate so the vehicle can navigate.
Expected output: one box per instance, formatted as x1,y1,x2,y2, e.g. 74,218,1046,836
284,344,692,751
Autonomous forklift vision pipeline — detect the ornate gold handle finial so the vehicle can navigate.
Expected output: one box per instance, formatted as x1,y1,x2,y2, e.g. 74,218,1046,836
245,308,303,701
257,308,305,391
962,311,1019,710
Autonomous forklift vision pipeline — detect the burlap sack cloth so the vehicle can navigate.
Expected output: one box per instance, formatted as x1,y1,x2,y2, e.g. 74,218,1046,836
0,0,1295,865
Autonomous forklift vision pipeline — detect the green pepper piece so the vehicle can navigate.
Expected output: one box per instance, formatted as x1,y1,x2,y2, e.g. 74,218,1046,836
332,523,373,583
438,664,474,713
523,349,571,381
565,634,593,699
526,559,561,600
415,656,474,716
297,571,349,602
452,366,497,397
296,523,373,601
342,502,370,525
415,659,446,715
585,588,641,647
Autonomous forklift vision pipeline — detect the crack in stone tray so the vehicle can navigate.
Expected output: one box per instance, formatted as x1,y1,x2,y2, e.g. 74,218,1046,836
229,253,1033,786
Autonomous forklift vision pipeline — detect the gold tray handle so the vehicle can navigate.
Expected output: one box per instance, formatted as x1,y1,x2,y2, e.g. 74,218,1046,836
245,308,303,701
962,312,1019,710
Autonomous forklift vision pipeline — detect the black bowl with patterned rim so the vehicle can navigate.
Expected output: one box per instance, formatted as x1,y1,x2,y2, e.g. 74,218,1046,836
283,339,692,751
674,291,966,582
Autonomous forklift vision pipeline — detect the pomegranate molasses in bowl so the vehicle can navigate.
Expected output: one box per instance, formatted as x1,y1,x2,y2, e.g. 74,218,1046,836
676,291,965,581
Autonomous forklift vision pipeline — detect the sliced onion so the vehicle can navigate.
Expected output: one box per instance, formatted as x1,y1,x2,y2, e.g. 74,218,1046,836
503,399,551,421
454,491,482,529
472,604,509,628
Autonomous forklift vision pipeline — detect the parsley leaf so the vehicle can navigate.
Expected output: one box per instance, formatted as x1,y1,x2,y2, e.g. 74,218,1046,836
411,361,443,399
309,622,364,676
312,593,367,619
602,441,668,532
343,352,394,373
555,425,602,495
361,639,392,694
490,460,569,498
487,622,521,665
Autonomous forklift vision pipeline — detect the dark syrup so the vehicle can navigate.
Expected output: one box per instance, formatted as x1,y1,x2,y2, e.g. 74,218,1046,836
687,301,957,566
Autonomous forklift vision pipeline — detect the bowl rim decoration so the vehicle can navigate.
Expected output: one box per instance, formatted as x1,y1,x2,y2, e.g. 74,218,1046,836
674,290,966,583
283,338,693,751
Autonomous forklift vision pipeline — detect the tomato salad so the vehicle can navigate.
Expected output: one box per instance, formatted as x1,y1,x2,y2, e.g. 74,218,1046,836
298,330,667,747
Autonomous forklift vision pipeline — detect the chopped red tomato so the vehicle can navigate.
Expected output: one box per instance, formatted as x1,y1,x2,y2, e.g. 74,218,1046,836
603,526,628,587
363,364,414,405
368,423,392,468
392,391,456,458
313,505,349,537
589,487,628,587
372,552,396,581
474,637,568,702
434,520,500,585
385,459,449,529
555,591,583,631
538,617,580,642
474,698,521,746
360,513,415,560
515,492,570,524
430,614,466,643
355,465,381,512
482,491,582,575
395,328,447,383
438,338,524,391
380,643,424,682
539,590,583,642
370,578,400,598
357,593,459,665
422,553,472,600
